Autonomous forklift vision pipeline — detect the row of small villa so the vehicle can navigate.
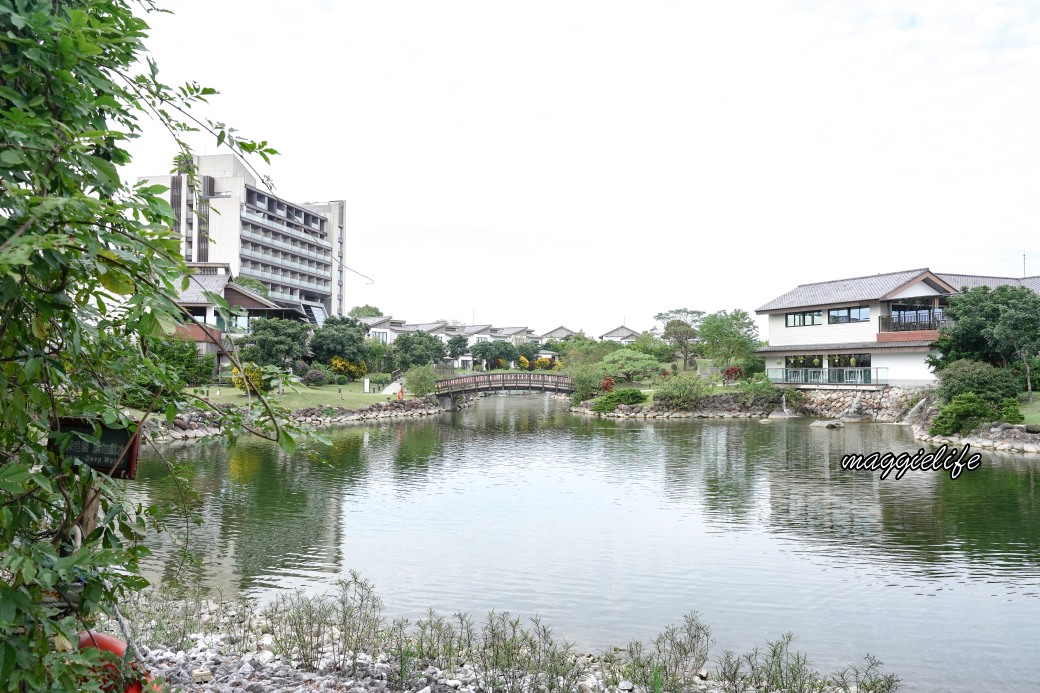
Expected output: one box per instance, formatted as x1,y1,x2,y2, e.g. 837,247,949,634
756,268,1040,389
173,263,643,368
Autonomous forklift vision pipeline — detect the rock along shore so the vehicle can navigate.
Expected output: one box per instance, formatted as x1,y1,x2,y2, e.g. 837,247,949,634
130,642,730,693
146,396,454,443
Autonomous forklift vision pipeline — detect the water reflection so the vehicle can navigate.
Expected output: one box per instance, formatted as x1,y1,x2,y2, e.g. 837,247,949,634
132,396,1040,692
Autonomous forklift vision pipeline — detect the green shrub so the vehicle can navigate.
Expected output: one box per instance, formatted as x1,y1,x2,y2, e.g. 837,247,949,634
336,374,349,385
929,393,997,436
591,388,648,413
999,397,1024,424
368,372,392,387
312,362,335,382
567,363,604,405
654,372,710,410
733,356,766,378
936,359,1019,405
405,364,437,397
302,369,327,387
232,362,270,393
738,372,778,407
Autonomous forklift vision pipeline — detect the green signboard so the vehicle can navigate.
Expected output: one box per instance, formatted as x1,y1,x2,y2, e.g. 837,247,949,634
51,418,142,480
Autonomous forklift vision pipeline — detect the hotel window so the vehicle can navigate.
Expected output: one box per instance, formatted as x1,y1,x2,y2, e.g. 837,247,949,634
785,355,823,368
828,306,870,324
785,310,823,327
475,336,488,343
828,354,871,368
373,331,387,344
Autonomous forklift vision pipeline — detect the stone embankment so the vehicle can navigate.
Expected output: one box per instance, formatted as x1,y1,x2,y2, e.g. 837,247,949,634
800,389,1040,455
147,397,450,443
909,400,1040,454
796,387,924,422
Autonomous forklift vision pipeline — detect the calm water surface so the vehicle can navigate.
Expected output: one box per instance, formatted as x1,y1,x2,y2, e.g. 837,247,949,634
133,396,1040,692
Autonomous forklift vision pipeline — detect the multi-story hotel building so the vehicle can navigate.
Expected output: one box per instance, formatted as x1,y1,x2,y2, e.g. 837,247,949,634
140,154,347,324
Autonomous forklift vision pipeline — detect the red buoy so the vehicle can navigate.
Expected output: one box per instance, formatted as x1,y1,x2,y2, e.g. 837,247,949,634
77,631,156,693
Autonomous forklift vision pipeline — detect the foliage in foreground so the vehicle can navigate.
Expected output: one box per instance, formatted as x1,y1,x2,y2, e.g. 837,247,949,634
0,1,294,688
116,577,899,693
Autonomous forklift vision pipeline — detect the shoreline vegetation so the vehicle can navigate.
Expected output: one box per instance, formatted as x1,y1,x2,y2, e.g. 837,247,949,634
105,576,900,693
151,384,1040,455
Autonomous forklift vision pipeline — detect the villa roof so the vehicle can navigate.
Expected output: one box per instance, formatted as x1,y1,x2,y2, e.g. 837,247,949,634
358,315,393,328
175,274,279,309
936,273,1040,292
226,283,280,308
176,273,231,304
600,325,640,340
410,322,448,333
758,268,1040,313
541,326,578,339
756,269,956,313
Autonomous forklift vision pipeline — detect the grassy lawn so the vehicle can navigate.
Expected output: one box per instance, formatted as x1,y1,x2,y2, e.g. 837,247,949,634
1021,396,1040,425
190,383,397,411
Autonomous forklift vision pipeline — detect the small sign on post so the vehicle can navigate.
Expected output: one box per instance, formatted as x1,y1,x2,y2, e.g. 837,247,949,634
50,418,142,480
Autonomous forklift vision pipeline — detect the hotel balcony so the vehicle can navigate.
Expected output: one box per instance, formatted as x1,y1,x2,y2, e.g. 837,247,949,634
877,313,950,343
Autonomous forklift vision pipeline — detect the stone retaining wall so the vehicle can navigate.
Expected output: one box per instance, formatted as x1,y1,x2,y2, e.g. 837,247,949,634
797,387,926,422
909,402,1040,455
570,392,776,419
146,397,451,443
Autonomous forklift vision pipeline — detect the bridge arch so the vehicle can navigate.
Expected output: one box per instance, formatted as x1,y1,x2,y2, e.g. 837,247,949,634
435,372,574,397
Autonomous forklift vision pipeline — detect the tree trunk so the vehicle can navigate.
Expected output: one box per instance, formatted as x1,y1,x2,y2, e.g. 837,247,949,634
78,486,100,541
1025,355,1033,402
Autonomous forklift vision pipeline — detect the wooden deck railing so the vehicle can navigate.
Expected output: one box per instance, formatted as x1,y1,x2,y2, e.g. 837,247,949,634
435,372,574,395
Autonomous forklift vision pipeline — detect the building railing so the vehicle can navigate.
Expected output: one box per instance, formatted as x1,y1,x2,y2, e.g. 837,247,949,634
241,207,332,248
239,247,331,280
766,368,889,386
878,315,951,332
241,228,331,263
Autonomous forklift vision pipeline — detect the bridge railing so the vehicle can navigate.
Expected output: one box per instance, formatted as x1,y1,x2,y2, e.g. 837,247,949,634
435,372,574,395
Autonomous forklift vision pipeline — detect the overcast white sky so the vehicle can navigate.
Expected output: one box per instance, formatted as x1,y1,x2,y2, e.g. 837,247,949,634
126,1,1040,338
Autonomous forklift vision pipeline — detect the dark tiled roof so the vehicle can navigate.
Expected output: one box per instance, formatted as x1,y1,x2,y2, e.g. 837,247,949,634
358,316,392,327
935,273,1040,292
226,283,279,308
541,326,577,338
757,340,936,353
756,269,934,312
758,268,1040,313
599,325,640,339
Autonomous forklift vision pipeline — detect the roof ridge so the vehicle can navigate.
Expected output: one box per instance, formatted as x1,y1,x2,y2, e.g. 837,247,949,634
794,268,929,288
936,271,1029,280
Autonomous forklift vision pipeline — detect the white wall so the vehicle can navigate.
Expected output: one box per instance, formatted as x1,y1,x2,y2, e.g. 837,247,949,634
208,192,245,273
766,301,881,346
890,283,941,299
872,351,938,386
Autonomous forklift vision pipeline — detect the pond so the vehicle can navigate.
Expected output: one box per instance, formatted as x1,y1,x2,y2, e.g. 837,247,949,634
132,395,1040,692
